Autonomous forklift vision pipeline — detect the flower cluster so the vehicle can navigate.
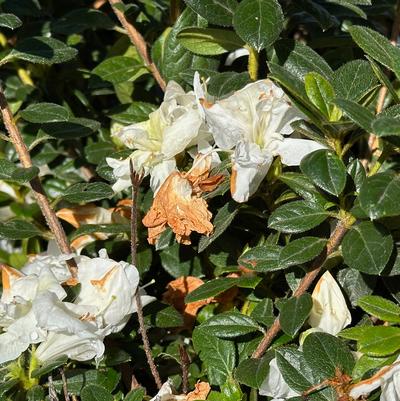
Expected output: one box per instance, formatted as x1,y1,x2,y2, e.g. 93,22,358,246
0,248,150,366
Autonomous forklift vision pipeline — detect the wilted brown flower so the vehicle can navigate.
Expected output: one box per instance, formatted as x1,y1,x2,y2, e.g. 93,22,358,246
186,381,211,401
142,154,224,245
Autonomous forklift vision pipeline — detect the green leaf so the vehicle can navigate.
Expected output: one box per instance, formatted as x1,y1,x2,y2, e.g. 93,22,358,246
85,142,115,165
359,173,400,220
70,224,130,240
238,244,282,272
349,25,400,73
199,311,262,338
333,98,374,131
303,332,355,379
332,60,378,102
268,201,329,234
280,294,313,337
340,326,400,357
305,72,340,121
124,387,145,401
342,222,393,275
42,118,100,139
0,219,41,240
108,102,156,125
251,298,275,327
63,182,114,203
296,0,337,31
233,0,284,51
26,385,45,401
31,355,68,378
155,306,184,328
300,149,347,196
184,0,238,26
0,379,18,398
0,13,22,29
193,327,236,385
347,159,366,192
198,201,239,253
81,384,113,401
92,56,143,84
177,27,244,56
235,355,272,389
8,37,78,65
0,159,17,180
185,277,238,303
279,237,327,268
207,72,250,98
19,102,70,123
372,117,400,146
160,8,218,85
11,166,39,183
357,295,400,323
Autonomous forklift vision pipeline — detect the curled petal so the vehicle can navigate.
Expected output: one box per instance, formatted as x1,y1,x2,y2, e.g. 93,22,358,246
308,271,351,335
276,138,326,166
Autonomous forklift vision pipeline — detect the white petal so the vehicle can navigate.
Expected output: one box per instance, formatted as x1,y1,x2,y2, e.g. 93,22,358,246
259,358,300,399
35,331,105,363
308,271,351,335
225,48,250,66
150,159,176,195
231,141,273,203
0,331,29,364
277,138,326,166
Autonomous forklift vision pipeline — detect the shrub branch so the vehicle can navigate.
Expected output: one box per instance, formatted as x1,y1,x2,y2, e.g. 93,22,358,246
129,161,163,390
251,217,354,359
0,87,78,280
108,0,167,91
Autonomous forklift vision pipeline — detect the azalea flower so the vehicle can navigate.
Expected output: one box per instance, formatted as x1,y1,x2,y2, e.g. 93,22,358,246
308,270,352,335
106,80,209,195
196,76,325,202
142,154,224,245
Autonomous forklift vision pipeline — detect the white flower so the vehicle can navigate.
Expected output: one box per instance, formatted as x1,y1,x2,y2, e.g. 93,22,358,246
197,77,325,202
308,271,351,335
150,380,186,401
107,80,207,195
349,356,400,400
259,357,301,400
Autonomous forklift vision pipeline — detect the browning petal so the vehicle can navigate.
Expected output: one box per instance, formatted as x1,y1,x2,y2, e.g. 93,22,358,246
185,382,211,401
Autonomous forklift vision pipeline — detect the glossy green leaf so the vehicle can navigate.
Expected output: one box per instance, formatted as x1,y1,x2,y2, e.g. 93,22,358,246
207,72,250,98
347,159,366,192
300,149,347,196
184,0,238,26
340,326,400,356
269,201,329,233
0,13,22,29
305,72,340,121
185,277,238,303
177,27,244,55
193,327,236,385
92,56,143,84
11,166,39,182
333,98,374,131
296,0,337,30
85,142,115,165
235,355,272,389
279,237,327,268
81,384,113,401
342,222,393,275
233,0,284,51
8,36,78,65
41,118,100,139
238,244,282,272
70,224,130,240
199,311,262,338
357,295,400,323
20,102,70,123
63,182,114,203
372,117,400,146
31,355,68,378
0,219,41,240
251,298,275,327
359,173,400,220
108,102,156,125
198,201,239,252
280,294,313,336
155,306,184,328
303,332,355,378
332,60,378,102
124,388,145,401
26,386,45,401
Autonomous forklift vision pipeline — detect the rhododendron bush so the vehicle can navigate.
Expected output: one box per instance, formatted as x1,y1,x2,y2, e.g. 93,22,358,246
1,0,400,400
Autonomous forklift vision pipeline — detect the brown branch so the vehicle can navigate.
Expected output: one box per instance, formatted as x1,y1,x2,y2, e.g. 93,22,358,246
0,87,78,280
251,218,353,359
179,344,190,394
108,0,167,91
59,368,70,401
129,161,163,390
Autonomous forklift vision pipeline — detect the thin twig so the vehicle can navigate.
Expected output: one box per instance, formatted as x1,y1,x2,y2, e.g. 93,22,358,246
179,344,190,394
59,368,70,401
48,375,60,401
108,0,166,91
129,161,163,390
0,87,78,280
251,217,354,359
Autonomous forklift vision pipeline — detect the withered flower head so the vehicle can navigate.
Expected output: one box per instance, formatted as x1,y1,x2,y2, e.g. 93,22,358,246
142,154,224,245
